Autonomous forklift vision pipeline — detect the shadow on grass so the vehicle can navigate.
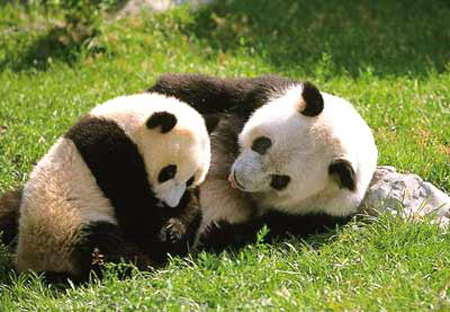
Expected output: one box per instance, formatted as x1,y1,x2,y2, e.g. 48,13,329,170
0,26,95,72
4,0,449,76
0,247,17,287
189,0,450,77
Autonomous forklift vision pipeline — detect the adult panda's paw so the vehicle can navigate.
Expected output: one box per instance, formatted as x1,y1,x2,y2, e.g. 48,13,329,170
159,218,189,255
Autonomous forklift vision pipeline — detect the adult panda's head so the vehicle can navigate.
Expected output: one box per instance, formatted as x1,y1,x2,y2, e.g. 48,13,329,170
90,93,211,208
228,82,377,216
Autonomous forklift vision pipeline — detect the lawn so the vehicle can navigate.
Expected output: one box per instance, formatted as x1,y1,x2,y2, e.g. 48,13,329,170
0,0,449,310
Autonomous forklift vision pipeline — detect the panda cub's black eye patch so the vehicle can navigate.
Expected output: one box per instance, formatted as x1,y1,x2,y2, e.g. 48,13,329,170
251,136,272,155
186,175,195,187
158,165,177,183
270,174,291,190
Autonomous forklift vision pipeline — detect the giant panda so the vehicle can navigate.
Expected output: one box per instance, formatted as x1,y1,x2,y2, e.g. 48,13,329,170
13,92,210,282
148,74,378,249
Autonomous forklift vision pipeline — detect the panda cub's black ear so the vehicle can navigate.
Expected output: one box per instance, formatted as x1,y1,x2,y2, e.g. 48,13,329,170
300,81,324,117
147,111,177,133
328,159,356,191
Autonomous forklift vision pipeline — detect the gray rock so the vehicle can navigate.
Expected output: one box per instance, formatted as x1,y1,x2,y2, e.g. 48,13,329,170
120,0,212,15
360,166,450,226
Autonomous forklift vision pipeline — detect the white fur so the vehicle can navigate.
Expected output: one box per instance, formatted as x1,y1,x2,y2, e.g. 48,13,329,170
198,84,377,239
91,93,211,206
236,86,377,216
16,93,211,274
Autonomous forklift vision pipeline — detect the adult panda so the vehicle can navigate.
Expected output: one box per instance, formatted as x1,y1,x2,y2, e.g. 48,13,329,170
14,92,210,281
148,74,378,249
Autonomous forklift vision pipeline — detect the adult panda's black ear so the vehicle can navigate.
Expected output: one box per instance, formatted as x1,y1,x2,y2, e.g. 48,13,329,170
147,112,177,133
328,159,356,191
299,81,324,117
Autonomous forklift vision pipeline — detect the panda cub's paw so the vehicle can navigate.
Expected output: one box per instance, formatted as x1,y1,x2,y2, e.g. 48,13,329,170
160,218,186,242
159,218,189,254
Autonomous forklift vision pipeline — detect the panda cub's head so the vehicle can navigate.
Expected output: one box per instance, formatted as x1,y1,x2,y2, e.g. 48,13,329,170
229,82,377,216
90,93,211,208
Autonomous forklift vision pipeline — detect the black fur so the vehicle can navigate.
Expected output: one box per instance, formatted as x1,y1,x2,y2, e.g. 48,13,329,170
38,221,127,284
65,116,165,250
329,159,356,191
3,112,202,282
270,174,291,191
158,164,177,183
204,114,221,134
148,74,298,120
0,188,22,246
65,116,201,263
199,218,264,251
300,81,324,117
251,136,272,155
158,189,202,257
262,210,351,238
146,111,177,133
148,74,345,251
72,221,127,282
44,189,202,284
211,115,246,161
199,212,350,251
198,115,263,251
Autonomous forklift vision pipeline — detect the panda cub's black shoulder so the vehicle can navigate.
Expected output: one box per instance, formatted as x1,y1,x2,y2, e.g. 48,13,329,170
14,93,210,282
65,115,165,246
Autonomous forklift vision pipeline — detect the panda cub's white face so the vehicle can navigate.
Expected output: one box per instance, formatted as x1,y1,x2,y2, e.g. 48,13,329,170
90,93,211,208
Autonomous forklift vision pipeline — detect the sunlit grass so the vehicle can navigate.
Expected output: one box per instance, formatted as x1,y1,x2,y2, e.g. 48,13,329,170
0,0,449,310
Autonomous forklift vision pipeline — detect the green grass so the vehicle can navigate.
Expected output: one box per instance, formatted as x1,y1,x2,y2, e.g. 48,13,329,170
0,0,449,310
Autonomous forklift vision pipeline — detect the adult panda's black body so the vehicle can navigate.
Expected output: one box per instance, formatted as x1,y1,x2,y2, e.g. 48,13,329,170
148,74,378,249
13,93,210,281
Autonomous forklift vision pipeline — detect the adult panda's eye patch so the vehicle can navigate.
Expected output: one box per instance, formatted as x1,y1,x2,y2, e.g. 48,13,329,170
270,174,291,190
158,164,177,183
251,136,272,155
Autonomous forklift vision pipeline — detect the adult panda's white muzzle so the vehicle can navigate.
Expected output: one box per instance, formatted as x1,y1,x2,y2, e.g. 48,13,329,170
160,183,186,208
230,151,270,192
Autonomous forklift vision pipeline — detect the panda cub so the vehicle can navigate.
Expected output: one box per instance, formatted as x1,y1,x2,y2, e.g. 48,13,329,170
15,93,210,281
149,74,378,248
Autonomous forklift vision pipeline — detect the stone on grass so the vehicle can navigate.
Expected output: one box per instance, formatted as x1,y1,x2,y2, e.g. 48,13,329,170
360,166,450,226
120,0,212,15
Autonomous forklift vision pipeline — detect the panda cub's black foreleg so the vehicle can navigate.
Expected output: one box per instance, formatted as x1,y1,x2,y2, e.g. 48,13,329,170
37,221,128,284
71,221,128,282
158,189,202,258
